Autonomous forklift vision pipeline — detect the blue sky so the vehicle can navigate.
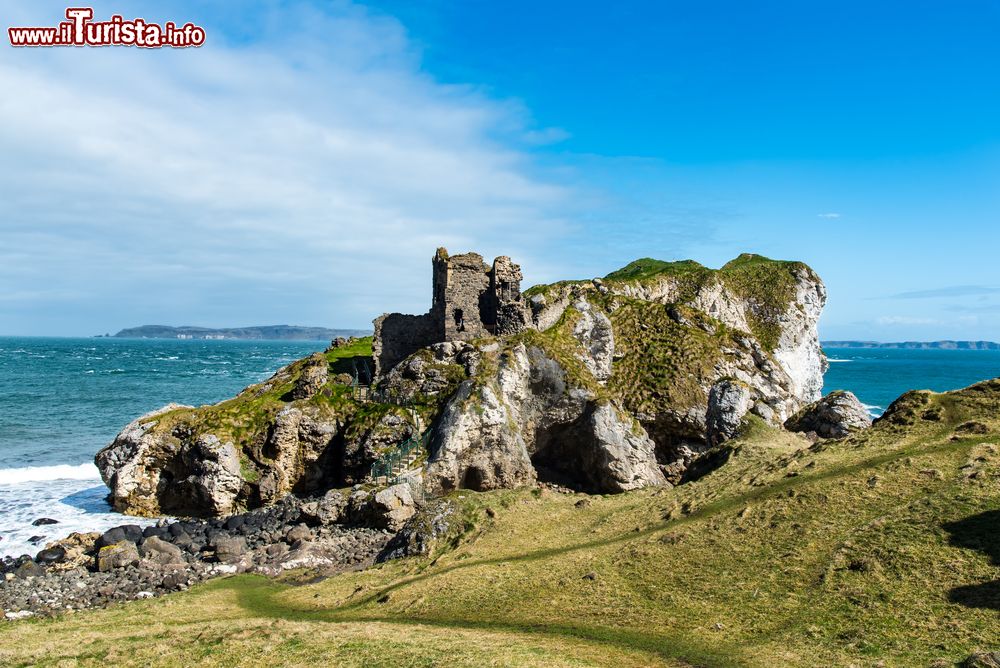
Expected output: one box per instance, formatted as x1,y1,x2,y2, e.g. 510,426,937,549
1,1,998,340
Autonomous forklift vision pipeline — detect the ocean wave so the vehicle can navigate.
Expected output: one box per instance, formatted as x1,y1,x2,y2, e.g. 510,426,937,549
0,463,101,485
826,358,852,363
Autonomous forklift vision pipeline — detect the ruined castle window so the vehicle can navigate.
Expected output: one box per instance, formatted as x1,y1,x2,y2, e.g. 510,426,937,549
453,308,465,331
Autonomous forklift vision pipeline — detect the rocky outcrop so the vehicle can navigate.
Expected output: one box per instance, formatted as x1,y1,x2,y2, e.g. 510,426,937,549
96,252,828,519
784,390,873,439
95,404,195,517
706,380,753,446
95,342,432,518
570,299,614,382
425,343,667,494
529,256,827,411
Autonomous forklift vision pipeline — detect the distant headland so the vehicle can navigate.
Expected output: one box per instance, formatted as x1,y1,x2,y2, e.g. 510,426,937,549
823,340,1000,350
106,325,371,341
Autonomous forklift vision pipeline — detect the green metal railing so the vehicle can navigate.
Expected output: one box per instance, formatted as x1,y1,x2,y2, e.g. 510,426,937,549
369,430,431,485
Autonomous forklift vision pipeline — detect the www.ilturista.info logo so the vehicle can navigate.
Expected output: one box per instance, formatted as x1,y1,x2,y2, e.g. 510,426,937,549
8,8,206,48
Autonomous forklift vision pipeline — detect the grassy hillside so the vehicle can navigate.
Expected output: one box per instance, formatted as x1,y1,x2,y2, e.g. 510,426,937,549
4,381,1000,666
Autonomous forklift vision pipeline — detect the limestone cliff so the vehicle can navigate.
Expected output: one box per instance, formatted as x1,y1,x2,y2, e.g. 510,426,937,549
97,253,827,517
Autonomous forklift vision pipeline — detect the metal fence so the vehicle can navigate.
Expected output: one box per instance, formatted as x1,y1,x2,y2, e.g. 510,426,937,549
369,430,431,485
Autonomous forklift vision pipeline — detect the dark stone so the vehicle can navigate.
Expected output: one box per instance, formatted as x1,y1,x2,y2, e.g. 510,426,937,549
31,518,59,526
35,546,67,565
27,535,45,544
120,524,143,543
96,527,127,550
224,515,246,531
171,531,193,549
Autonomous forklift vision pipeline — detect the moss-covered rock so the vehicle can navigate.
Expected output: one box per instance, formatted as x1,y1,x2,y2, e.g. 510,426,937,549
97,337,427,517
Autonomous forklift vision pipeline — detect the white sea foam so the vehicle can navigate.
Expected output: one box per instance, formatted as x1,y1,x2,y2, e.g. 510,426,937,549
0,463,101,485
862,403,884,418
826,358,852,363
0,474,156,559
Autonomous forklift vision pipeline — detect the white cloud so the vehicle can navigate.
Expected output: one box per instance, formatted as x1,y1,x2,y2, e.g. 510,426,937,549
817,212,841,219
0,1,573,333
875,316,940,326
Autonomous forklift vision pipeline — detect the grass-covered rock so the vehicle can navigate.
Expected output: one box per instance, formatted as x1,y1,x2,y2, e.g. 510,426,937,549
96,337,430,517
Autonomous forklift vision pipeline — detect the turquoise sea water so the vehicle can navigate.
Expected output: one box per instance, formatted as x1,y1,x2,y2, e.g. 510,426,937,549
821,347,1000,416
1,337,999,558
0,337,326,557
0,337,326,471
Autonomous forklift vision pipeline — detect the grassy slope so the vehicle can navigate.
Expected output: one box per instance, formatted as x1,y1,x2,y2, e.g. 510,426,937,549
5,382,1000,666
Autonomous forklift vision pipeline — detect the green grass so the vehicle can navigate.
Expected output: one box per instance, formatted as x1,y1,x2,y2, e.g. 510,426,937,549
608,300,740,417
525,254,815,352
9,381,1000,666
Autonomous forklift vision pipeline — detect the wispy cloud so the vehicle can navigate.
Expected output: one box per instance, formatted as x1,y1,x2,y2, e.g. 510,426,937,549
944,303,1000,314
876,316,940,326
0,1,573,333
888,285,1000,299
817,212,841,219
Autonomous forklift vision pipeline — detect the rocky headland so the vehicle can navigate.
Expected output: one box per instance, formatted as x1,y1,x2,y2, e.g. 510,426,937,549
4,249,877,620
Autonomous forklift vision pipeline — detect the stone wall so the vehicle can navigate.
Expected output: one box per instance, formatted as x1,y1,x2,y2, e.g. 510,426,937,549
441,252,492,341
372,312,442,377
373,248,528,377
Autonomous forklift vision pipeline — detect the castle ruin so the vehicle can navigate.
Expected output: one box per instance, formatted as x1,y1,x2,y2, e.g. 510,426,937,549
373,248,529,376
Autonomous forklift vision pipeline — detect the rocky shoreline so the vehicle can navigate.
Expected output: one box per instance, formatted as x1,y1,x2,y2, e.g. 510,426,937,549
0,484,422,620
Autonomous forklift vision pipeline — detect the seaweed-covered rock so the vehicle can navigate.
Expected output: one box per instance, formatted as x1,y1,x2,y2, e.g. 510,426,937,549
96,541,140,572
785,390,872,439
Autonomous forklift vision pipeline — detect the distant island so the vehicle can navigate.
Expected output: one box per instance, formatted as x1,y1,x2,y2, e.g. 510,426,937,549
108,325,371,341
823,340,1000,350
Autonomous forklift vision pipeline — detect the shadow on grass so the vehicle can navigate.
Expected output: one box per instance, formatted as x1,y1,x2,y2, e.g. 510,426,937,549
944,510,1000,610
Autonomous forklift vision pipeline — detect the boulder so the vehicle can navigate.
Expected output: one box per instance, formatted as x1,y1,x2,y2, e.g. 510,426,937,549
96,525,143,550
371,483,418,530
139,536,184,565
96,541,141,572
34,546,66,566
706,380,752,446
42,532,100,572
284,523,312,544
784,390,872,439
211,536,247,564
378,499,457,562
300,490,347,525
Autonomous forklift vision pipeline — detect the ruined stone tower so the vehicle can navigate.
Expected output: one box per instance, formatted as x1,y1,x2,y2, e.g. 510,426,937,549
373,248,528,376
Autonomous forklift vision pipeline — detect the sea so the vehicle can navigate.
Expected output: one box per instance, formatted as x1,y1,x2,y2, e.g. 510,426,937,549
1,338,999,559
0,337,326,559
